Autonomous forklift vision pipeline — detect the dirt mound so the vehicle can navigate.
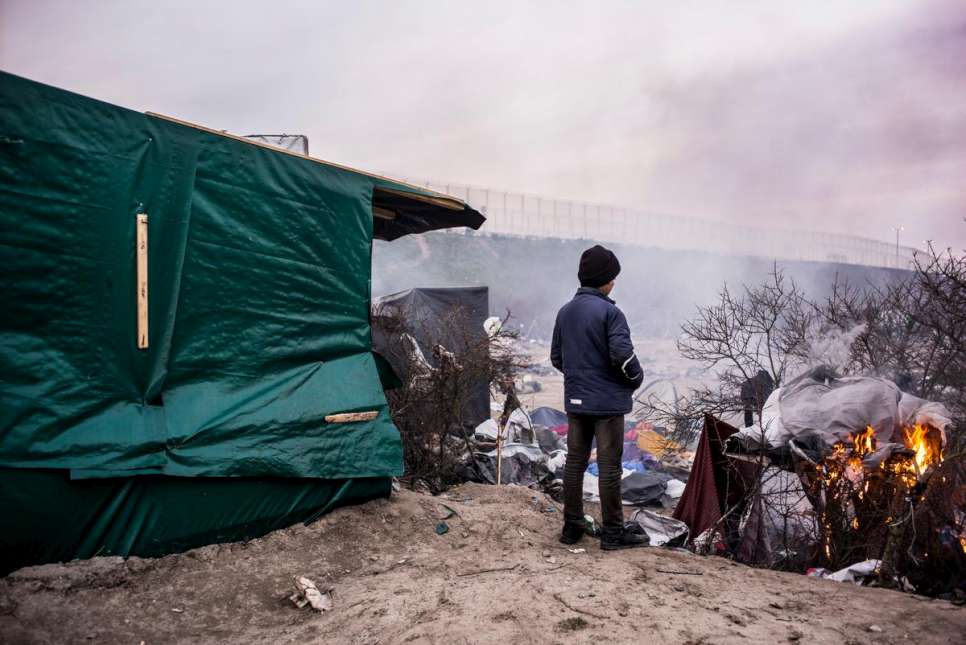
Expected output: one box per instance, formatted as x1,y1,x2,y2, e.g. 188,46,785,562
1,483,962,644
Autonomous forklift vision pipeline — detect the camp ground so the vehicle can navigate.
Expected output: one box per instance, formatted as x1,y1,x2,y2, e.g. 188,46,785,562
0,71,484,574
2,4,966,642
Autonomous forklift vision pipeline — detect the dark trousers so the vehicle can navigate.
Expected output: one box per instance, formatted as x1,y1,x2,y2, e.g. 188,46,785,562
563,414,624,535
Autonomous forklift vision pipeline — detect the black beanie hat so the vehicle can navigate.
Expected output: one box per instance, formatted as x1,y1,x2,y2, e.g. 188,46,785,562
578,245,621,288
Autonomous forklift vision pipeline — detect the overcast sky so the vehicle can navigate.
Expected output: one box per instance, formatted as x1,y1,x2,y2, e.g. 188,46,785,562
2,0,964,249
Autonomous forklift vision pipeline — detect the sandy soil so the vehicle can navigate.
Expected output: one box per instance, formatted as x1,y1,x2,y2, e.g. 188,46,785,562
1,483,962,645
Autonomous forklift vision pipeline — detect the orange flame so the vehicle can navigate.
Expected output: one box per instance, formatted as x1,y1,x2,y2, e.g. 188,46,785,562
853,426,876,457
901,424,943,475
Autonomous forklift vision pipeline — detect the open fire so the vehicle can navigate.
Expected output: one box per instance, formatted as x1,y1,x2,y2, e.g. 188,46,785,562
812,422,953,566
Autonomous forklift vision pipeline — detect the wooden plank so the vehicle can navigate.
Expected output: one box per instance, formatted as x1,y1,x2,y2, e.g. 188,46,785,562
324,411,379,424
373,205,397,221
374,187,464,211
144,111,466,212
136,213,149,349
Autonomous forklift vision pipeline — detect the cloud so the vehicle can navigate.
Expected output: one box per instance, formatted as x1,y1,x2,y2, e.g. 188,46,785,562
2,0,963,248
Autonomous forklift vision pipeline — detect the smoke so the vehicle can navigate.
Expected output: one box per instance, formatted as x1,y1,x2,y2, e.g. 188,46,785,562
2,1,961,352
801,323,868,374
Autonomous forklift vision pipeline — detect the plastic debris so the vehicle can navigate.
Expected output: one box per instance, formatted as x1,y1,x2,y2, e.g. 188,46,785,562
435,521,450,535
826,559,881,584
807,559,881,584
629,508,689,547
290,576,333,612
437,504,459,520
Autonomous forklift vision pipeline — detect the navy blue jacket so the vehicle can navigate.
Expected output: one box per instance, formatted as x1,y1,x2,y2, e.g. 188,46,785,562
550,288,644,416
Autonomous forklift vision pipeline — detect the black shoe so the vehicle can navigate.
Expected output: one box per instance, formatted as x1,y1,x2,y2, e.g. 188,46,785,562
600,528,650,551
559,522,585,545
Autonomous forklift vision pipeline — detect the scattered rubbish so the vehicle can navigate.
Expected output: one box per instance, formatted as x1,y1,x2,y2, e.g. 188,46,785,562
825,559,881,584
583,515,600,537
170,607,184,613
435,521,450,535
629,509,689,547
290,576,333,612
655,568,703,576
543,506,557,513
472,442,551,486
437,504,459,520
546,556,557,564
621,470,672,506
867,625,883,633
665,479,686,499
567,548,586,554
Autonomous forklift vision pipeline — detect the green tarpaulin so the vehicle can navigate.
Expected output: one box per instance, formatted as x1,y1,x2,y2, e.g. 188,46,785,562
0,72,483,573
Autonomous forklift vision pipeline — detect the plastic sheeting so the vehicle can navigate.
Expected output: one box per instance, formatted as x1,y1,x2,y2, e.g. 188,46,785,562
734,366,952,460
629,508,689,547
0,468,389,575
530,407,568,428
475,443,550,485
0,71,491,481
0,72,481,570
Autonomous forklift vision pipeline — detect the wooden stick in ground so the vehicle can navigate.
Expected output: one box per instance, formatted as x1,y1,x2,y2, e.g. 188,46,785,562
551,593,609,620
495,378,520,486
456,564,518,577
496,420,503,485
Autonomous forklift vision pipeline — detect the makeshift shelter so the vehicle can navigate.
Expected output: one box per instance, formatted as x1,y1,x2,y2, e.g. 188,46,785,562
672,415,758,551
0,72,484,574
371,287,490,427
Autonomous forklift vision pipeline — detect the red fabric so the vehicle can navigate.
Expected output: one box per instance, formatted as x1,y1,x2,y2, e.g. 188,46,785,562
550,423,568,436
673,415,756,544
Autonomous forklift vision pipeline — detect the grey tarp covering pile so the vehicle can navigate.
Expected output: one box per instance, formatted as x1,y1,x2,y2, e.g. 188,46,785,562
734,366,952,463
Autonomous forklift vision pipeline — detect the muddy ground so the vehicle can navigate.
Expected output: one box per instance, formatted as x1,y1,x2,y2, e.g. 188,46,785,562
1,483,962,645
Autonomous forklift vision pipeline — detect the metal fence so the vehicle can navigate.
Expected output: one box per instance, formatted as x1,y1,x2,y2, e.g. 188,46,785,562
394,177,919,269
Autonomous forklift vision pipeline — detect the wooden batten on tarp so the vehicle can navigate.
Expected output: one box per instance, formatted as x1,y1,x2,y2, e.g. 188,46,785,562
324,411,379,424
136,213,148,349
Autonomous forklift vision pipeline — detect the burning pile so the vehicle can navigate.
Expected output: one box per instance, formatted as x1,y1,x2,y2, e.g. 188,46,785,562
807,422,950,568
729,366,963,592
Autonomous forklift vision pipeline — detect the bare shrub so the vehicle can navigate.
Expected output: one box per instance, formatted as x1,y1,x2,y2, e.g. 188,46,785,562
640,265,812,445
373,305,528,493
647,246,966,594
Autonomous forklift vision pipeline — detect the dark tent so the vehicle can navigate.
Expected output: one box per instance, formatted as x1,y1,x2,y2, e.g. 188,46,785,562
0,72,484,573
530,407,568,429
